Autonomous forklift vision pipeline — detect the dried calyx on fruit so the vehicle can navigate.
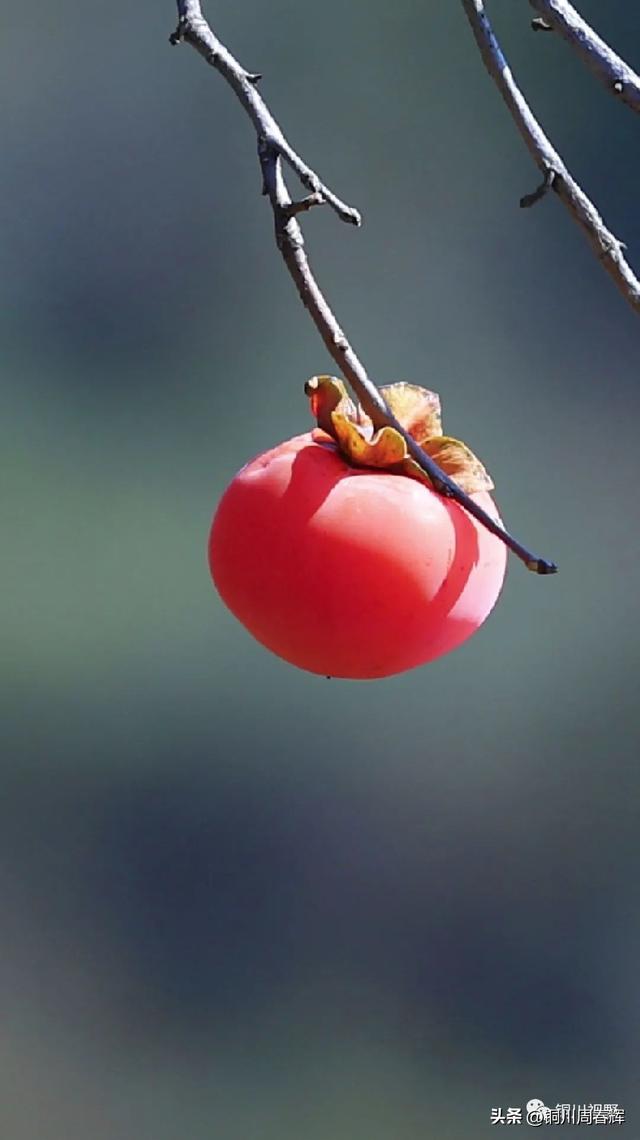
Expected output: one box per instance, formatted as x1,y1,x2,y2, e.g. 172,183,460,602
305,375,493,493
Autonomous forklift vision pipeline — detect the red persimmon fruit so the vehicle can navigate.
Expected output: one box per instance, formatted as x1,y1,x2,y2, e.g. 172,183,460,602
209,378,507,679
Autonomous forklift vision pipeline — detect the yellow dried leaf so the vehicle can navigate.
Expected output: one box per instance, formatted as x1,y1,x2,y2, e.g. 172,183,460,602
334,417,406,469
423,436,494,492
380,382,442,443
304,376,356,436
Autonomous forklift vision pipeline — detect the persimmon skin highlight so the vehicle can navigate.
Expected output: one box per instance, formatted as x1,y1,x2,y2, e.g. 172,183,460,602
209,431,507,679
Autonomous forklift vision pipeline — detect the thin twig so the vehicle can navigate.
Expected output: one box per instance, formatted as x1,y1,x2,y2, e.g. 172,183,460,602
529,0,640,113
170,1,360,227
461,0,640,314
171,1,557,573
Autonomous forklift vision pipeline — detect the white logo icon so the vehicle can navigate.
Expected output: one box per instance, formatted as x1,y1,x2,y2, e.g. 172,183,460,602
526,1099,551,1127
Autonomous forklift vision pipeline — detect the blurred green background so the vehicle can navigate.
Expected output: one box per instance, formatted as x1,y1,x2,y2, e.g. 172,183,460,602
2,2,639,1137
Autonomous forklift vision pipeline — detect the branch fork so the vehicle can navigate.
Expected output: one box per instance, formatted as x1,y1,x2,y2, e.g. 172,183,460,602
462,0,640,313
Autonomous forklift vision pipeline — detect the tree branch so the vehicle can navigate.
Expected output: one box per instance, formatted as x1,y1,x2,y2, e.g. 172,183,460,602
461,0,640,314
169,1,360,227
529,0,640,114
171,0,557,574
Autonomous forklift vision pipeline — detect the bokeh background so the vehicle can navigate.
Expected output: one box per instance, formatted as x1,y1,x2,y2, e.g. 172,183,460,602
3,2,639,1136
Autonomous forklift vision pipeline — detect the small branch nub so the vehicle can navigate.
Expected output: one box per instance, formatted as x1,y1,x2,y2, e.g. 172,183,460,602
169,19,185,46
531,17,553,33
282,193,325,220
520,167,556,209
